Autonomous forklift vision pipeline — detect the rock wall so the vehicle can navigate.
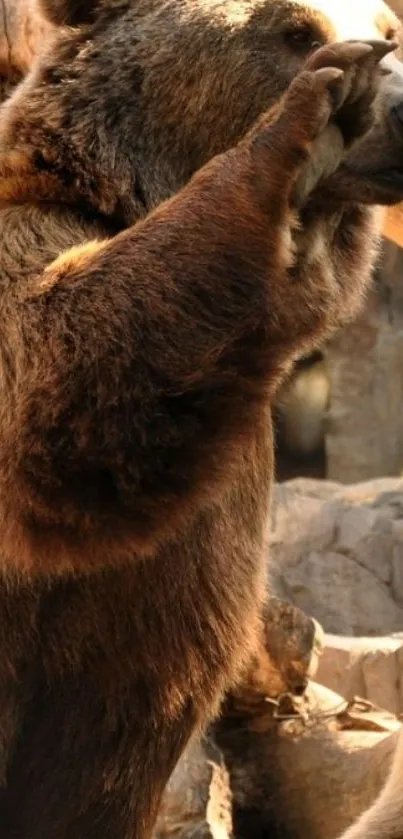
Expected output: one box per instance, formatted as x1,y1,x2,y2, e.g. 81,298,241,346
270,478,403,635
326,245,403,483
271,478,403,712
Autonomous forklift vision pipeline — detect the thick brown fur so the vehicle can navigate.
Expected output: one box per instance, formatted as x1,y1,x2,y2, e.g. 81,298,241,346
0,2,402,838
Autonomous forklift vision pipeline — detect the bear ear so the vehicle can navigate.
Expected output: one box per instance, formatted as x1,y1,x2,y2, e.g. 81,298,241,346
38,0,100,26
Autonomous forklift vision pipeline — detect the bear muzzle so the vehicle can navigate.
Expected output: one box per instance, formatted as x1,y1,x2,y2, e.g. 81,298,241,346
340,48,403,204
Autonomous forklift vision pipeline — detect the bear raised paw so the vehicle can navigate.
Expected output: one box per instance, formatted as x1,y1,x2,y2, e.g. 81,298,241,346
0,1,403,838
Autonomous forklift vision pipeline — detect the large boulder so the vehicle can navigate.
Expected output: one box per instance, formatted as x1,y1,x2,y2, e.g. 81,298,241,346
270,478,403,635
317,633,403,714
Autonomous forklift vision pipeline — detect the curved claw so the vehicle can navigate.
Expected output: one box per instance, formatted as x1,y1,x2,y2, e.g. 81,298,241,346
345,38,398,63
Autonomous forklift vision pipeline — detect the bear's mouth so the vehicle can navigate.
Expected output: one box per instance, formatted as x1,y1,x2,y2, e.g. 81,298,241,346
360,167,403,194
335,115,403,205
331,162,403,206
359,167,403,205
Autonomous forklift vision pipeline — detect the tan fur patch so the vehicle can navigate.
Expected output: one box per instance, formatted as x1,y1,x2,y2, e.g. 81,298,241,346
24,240,108,298
45,240,106,276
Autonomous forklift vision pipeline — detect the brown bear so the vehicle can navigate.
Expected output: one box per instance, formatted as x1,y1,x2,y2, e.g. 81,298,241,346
0,1,402,838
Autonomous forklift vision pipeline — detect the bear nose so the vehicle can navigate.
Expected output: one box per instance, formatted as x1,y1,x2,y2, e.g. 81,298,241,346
381,51,403,132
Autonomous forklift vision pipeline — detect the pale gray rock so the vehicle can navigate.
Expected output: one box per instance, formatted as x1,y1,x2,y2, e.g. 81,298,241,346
270,478,403,635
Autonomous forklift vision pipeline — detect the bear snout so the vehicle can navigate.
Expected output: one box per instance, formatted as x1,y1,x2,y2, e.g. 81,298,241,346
332,51,403,206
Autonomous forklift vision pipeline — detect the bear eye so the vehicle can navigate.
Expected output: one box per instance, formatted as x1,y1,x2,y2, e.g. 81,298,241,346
283,24,321,53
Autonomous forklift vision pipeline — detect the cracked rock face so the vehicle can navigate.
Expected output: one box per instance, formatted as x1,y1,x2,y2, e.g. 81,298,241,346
270,478,403,636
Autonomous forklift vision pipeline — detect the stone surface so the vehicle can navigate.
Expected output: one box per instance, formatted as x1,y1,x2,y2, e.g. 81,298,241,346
270,477,403,635
317,633,403,714
326,245,403,483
